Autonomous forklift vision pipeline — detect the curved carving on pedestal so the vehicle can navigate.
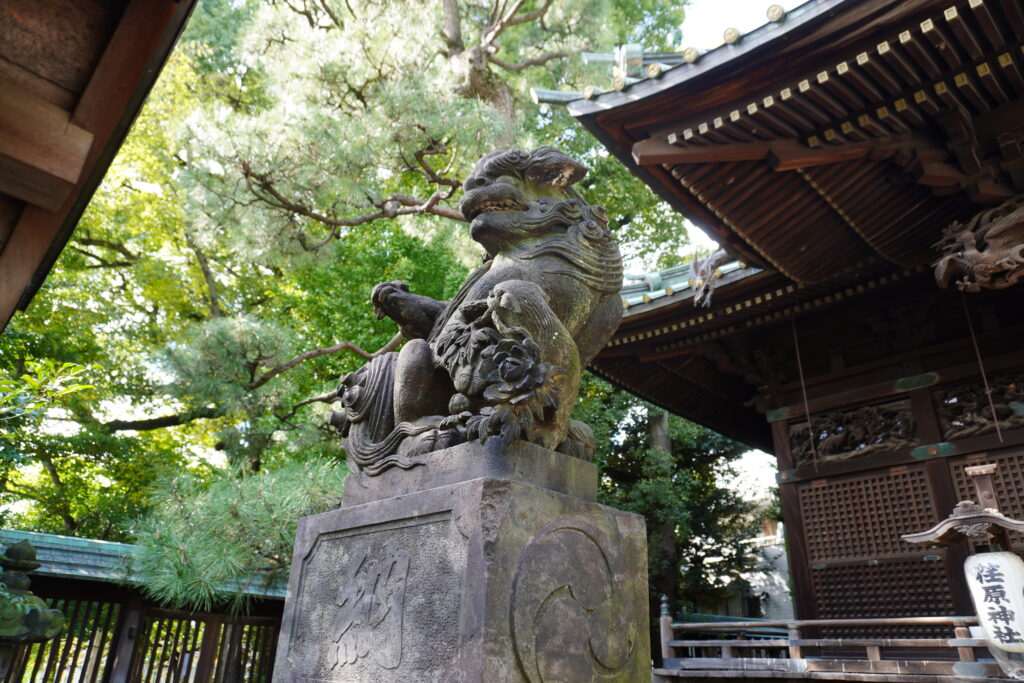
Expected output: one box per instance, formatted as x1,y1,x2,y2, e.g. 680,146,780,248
510,519,637,682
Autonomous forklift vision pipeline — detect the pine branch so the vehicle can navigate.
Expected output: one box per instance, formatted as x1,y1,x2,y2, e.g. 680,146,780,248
487,51,568,72
487,0,509,31
99,332,401,434
249,331,402,390
104,406,221,432
184,231,224,318
315,0,344,29
504,0,556,27
273,388,340,424
239,164,466,236
484,0,556,44
413,149,462,188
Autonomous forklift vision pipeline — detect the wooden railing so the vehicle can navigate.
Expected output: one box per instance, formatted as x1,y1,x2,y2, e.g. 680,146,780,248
655,614,1014,681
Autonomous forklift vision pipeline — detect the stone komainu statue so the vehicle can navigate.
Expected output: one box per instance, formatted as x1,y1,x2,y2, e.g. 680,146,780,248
331,147,623,475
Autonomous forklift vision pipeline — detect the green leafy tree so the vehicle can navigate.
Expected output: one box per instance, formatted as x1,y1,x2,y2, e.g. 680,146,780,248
0,361,94,423
574,374,759,655
0,359,156,537
0,0,703,606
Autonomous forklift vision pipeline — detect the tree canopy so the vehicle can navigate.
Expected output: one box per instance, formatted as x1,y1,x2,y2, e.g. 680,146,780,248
0,0,759,621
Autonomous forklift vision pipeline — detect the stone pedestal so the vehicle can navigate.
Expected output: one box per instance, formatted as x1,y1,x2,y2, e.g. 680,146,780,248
273,442,650,682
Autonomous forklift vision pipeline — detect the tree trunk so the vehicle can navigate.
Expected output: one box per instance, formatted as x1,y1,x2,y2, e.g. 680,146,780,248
448,45,515,146
647,409,678,666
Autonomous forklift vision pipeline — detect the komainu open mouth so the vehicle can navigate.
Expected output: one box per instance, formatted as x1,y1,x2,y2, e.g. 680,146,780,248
476,200,522,213
460,185,528,221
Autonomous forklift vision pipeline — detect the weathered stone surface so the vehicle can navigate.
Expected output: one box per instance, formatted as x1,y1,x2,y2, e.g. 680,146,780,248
341,439,598,507
276,147,645,681
273,475,649,682
332,147,624,473
0,540,63,645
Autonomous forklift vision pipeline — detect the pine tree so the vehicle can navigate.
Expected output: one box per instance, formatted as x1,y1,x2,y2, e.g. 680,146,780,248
0,0,701,604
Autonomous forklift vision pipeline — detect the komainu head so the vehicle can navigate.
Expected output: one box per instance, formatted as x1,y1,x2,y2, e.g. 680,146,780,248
459,147,621,294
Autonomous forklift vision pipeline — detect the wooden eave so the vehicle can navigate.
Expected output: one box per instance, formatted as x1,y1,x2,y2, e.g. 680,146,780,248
572,0,1024,285
0,0,197,331
594,260,943,450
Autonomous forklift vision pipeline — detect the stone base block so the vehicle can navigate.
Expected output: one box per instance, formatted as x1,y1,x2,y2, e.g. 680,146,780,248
340,440,599,507
273,476,649,682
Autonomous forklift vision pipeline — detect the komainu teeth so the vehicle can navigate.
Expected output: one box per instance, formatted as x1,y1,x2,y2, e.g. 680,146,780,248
476,200,521,213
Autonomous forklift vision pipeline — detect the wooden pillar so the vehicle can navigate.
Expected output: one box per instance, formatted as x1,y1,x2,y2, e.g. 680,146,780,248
107,598,144,683
194,616,223,683
774,419,816,619
0,644,15,681
910,385,974,614
659,595,674,663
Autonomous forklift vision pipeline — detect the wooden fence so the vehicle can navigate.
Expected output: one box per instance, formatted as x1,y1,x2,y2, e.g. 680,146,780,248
3,587,280,683
655,614,1020,681
0,530,283,683
4,597,121,683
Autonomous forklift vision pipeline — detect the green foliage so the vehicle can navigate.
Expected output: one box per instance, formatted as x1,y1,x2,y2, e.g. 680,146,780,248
0,0,705,611
0,361,94,423
574,374,759,614
0,360,171,538
130,458,347,612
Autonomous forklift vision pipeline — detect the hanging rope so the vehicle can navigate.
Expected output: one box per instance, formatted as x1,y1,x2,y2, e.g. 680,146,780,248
791,317,819,467
960,290,1004,444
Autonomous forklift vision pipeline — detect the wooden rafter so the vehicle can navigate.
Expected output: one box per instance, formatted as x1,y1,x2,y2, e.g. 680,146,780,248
0,77,93,211
0,0,195,330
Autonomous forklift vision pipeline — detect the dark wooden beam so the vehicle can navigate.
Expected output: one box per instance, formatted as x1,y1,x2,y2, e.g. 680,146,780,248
769,140,873,171
633,135,938,172
633,136,777,165
0,77,92,211
0,0,195,331
907,158,965,187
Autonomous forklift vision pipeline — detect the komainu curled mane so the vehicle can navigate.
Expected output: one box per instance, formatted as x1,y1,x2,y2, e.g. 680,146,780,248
331,147,623,475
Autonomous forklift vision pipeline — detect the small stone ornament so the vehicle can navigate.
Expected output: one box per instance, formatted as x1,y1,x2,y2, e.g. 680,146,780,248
0,540,64,644
331,147,623,477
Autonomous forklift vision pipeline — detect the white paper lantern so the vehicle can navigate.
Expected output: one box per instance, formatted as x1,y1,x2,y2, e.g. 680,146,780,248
965,552,1024,654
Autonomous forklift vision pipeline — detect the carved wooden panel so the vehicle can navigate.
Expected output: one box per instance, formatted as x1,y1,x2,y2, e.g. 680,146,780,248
798,466,937,562
934,375,1024,441
950,451,1024,548
789,400,918,468
813,558,955,638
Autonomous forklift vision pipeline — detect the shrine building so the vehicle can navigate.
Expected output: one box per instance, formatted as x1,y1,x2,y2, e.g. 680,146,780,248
572,0,1024,657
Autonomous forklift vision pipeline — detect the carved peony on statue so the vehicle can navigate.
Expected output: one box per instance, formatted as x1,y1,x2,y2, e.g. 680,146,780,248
331,147,623,475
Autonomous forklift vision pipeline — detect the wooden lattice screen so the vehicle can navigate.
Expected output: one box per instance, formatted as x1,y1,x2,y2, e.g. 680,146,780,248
798,466,937,562
796,464,957,636
811,559,956,636
128,609,278,683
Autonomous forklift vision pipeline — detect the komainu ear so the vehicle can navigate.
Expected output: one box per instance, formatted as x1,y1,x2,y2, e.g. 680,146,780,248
523,147,587,187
